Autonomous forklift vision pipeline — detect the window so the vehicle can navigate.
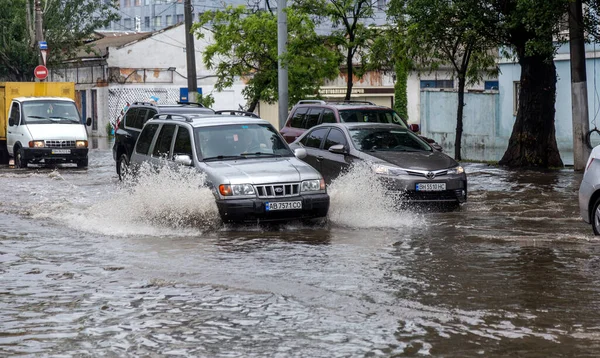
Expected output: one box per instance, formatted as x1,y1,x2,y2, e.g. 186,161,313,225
144,16,150,30
324,129,346,150
420,79,454,89
124,18,132,30
153,124,176,158
300,128,328,149
290,107,308,128
145,0,150,4
134,0,140,5
135,124,159,155
132,108,147,129
304,108,322,129
513,81,520,116
484,81,499,90
166,15,173,26
321,109,336,124
10,103,20,125
124,0,131,7
176,14,184,23
174,126,193,157
154,16,161,27
124,108,139,129
144,109,157,126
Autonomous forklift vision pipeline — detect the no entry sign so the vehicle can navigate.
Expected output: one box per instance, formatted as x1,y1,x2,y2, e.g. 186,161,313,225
34,65,48,80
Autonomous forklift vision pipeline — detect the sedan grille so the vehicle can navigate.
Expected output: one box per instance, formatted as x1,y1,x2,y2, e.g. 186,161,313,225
255,183,300,198
46,140,76,148
406,169,448,179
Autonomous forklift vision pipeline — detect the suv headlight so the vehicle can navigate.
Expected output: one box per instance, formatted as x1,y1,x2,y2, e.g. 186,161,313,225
219,184,256,197
301,179,325,192
447,166,464,175
29,140,45,148
372,164,407,176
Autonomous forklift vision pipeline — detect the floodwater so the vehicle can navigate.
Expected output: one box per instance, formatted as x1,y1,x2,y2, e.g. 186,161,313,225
1,140,598,357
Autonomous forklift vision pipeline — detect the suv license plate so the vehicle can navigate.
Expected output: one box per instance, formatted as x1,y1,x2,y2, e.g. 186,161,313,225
266,201,302,211
51,149,71,155
416,183,446,191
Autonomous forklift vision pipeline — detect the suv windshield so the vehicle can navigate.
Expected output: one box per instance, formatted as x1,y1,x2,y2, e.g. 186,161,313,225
339,109,408,128
350,128,431,152
195,123,294,160
22,101,81,124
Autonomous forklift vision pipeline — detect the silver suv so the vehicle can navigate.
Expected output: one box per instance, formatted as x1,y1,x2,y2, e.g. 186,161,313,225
129,113,330,223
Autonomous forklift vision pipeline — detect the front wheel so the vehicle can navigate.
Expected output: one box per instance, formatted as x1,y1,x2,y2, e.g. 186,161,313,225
15,148,27,168
117,153,129,180
592,197,600,235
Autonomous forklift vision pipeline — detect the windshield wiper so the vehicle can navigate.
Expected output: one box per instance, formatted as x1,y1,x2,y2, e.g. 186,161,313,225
203,155,246,162
240,152,284,157
27,115,47,119
49,116,80,123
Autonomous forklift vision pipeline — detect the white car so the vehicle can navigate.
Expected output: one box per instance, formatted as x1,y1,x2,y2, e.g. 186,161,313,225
579,145,600,234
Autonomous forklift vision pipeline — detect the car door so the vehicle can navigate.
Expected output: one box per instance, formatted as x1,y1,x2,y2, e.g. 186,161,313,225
320,127,353,184
6,102,22,154
130,123,159,167
171,125,195,167
298,127,329,173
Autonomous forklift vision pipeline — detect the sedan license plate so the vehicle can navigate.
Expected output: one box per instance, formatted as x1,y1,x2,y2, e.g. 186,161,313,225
266,201,302,211
416,183,446,191
51,149,71,155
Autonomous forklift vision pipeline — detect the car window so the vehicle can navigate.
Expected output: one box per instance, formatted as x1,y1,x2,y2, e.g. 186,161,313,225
134,109,149,129
152,124,176,158
349,128,431,152
324,128,347,150
290,107,308,128
303,108,322,129
339,110,408,128
321,109,336,124
145,109,157,124
10,103,20,125
300,128,328,149
135,123,159,155
124,108,139,129
173,126,193,157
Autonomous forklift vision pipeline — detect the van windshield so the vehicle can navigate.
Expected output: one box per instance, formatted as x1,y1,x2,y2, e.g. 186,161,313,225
339,109,408,128
21,101,81,124
194,123,294,161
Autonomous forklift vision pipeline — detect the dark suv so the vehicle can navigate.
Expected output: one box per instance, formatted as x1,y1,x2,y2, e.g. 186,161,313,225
280,100,441,150
112,101,215,179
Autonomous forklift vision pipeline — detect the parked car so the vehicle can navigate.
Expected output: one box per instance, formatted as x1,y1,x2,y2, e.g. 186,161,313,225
127,113,330,223
280,100,443,151
579,145,600,234
112,101,215,179
289,123,467,206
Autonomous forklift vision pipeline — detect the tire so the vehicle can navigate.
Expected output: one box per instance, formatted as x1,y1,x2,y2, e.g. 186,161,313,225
592,197,600,235
77,158,88,168
117,153,129,180
15,148,27,168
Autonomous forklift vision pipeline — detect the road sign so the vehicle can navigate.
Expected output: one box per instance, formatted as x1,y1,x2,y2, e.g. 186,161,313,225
39,41,47,50
40,49,48,66
34,65,48,80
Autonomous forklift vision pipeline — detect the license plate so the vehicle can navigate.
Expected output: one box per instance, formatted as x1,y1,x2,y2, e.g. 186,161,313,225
416,183,446,191
51,149,71,155
266,201,302,211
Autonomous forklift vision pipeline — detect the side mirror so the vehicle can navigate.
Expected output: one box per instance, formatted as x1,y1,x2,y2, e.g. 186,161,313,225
328,144,347,154
86,117,92,126
8,117,14,126
409,123,420,132
294,147,307,159
173,154,193,166
431,143,443,152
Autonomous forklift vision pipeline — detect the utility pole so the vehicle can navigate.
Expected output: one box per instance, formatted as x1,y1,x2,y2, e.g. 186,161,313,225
569,0,591,171
184,0,198,102
277,0,288,129
35,0,43,65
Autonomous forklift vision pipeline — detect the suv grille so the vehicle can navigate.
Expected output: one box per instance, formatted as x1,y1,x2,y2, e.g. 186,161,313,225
255,183,300,198
46,140,75,148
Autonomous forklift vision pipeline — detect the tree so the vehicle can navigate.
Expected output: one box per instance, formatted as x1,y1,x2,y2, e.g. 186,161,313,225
295,0,378,100
0,0,118,81
192,5,341,112
388,0,497,161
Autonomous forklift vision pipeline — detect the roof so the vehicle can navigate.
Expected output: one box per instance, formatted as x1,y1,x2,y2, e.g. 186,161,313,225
293,100,393,110
312,122,408,131
149,114,270,128
14,97,76,103
74,31,152,59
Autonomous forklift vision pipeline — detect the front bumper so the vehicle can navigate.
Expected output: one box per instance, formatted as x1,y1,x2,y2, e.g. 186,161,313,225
381,176,467,204
22,147,88,163
216,193,330,223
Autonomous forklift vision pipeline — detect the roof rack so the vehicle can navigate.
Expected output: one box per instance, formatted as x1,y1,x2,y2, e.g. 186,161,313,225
214,110,260,118
328,100,376,105
175,101,206,107
151,113,196,122
131,101,157,107
297,100,326,105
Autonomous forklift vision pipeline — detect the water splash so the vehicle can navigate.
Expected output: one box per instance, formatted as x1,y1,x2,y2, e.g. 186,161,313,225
327,162,424,229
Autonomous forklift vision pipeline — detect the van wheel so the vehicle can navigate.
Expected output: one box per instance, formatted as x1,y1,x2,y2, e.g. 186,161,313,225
77,158,88,168
15,148,27,168
117,153,129,180
592,198,600,235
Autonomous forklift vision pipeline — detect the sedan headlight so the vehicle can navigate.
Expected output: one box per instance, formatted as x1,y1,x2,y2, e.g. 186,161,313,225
447,166,464,175
372,164,407,176
301,179,325,192
76,140,88,148
28,140,45,148
219,184,255,197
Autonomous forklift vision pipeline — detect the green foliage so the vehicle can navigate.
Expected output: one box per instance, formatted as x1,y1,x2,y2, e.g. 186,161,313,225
105,121,114,138
394,60,408,121
192,6,341,111
196,93,215,108
0,0,118,81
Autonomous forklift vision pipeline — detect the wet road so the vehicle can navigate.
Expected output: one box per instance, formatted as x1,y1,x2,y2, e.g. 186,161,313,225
1,141,599,357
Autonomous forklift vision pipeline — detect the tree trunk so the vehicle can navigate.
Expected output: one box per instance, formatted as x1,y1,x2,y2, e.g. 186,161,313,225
344,46,354,100
499,53,563,168
247,98,259,113
455,74,466,161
